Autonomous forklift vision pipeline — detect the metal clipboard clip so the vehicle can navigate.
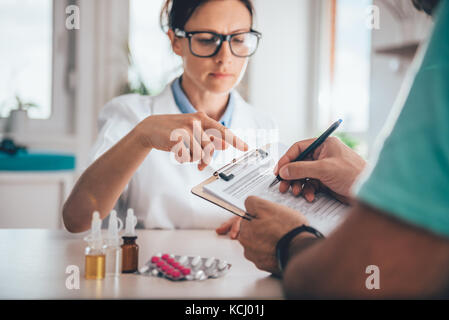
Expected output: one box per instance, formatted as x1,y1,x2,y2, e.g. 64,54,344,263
213,148,269,182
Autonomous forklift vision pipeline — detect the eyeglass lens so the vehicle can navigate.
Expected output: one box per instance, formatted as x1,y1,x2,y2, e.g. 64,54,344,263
190,32,259,57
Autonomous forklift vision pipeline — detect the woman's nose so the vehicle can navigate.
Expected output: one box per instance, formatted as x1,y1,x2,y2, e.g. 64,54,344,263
214,40,233,64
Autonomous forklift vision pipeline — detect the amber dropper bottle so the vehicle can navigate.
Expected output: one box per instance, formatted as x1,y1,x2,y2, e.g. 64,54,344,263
122,209,139,273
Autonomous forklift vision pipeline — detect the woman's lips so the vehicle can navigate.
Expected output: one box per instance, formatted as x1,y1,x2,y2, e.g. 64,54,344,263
210,72,233,79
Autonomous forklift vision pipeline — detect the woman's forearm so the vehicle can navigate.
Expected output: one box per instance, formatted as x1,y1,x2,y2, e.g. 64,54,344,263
63,125,152,233
63,110,247,233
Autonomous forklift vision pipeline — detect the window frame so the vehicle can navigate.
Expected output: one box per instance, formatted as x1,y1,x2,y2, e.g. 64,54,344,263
0,0,76,141
315,0,372,148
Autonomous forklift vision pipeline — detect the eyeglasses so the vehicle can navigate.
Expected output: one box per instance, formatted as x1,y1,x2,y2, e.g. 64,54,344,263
174,28,262,58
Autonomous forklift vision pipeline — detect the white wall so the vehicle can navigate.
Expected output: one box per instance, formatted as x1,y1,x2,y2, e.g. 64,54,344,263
75,0,130,171
248,0,321,146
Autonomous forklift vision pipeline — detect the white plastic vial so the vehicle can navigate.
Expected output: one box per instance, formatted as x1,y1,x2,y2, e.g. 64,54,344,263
105,246,122,277
105,210,123,277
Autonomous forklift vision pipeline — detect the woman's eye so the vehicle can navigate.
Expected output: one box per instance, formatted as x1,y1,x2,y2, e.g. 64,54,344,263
199,39,215,44
232,36,246,44
196,36,218,44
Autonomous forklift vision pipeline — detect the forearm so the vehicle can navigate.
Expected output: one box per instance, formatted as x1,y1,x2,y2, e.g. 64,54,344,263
281,235,329,299
279,233,322,295
63,125,151,233
281,208,369,299
282,203,449,299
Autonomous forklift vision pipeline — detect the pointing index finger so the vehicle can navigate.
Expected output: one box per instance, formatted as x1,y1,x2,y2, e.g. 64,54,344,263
204,116,249,152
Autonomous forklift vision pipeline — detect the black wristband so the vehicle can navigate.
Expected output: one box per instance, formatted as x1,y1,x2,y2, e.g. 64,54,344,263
275,225,324,273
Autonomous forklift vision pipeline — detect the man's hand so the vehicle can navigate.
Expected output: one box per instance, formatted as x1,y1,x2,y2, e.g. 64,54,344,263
274,137,366,203
216,216,242,239
238,196,310,276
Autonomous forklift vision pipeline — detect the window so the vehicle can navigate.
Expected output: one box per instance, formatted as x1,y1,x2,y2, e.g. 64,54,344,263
128,0,182,96
318,0,372,136
0,0,74,139
0,0,53,119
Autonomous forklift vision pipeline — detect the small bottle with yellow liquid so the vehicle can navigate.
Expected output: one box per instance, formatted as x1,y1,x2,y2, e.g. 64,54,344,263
84,211,106,280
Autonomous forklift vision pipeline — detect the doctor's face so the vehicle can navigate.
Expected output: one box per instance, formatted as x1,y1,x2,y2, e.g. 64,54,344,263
171,0,252,94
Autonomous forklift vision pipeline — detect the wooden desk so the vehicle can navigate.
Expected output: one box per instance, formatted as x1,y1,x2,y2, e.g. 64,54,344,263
0,229,283,299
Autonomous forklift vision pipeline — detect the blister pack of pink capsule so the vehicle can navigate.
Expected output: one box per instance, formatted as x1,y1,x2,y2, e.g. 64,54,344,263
139,253,231,281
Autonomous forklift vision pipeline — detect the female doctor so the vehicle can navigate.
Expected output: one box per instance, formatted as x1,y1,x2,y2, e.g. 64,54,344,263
63,0,278,236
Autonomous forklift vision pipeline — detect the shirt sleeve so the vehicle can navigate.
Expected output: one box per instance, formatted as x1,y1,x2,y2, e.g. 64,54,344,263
86,95,143,210
354,1,449,238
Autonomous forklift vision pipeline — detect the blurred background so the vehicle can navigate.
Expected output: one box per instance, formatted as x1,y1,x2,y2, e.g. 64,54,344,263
0,0,433,228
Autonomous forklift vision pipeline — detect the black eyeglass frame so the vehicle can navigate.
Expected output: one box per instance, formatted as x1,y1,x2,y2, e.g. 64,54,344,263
174,28,262,58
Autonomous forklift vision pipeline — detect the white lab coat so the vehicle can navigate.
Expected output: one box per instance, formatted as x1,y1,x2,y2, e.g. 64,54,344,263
88,82,278,229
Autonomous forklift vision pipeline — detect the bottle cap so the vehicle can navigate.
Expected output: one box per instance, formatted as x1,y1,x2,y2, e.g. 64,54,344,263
107,210,123,246
123,208,138,237
84,211,103,250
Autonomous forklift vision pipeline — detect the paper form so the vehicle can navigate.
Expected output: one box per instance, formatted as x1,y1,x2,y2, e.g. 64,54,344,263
204,143,350,235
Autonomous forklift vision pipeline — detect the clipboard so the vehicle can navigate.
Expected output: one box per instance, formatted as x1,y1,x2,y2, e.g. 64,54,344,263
191,146,271,221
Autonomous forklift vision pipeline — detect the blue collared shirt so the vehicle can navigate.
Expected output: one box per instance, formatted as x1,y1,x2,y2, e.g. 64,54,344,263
171,77,235,128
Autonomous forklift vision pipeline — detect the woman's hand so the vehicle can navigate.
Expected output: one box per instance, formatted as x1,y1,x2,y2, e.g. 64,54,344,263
274,137,366,203
216,216,242,239
136,111,248,170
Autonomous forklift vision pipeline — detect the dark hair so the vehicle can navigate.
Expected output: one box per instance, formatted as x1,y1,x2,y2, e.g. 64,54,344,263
160,0,255,31
412,0,440,15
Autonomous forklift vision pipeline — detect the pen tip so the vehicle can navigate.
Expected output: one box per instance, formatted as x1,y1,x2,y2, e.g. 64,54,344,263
338,119,343,124
269,178,279,188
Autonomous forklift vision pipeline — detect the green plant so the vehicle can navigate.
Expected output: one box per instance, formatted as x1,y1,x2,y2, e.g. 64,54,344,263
335,132,359,150
13,95,38,111
0,95,39,116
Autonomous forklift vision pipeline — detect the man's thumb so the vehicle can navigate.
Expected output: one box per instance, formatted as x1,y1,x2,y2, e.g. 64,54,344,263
279,160,325,180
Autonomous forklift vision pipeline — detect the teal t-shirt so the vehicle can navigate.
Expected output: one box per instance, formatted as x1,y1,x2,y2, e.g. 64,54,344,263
355,1,449,238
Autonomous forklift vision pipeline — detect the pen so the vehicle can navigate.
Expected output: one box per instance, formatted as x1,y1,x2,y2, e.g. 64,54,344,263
269,119,343,188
